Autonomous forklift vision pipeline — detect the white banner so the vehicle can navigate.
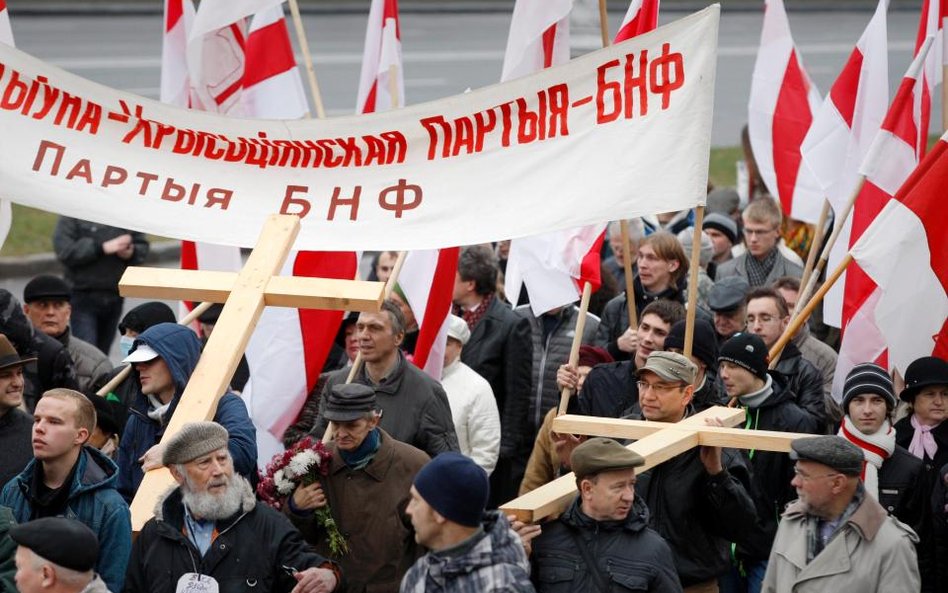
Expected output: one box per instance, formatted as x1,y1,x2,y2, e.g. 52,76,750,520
0,7,718,251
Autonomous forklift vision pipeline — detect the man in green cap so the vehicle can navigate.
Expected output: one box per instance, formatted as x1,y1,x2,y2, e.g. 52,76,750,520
530,437,682,593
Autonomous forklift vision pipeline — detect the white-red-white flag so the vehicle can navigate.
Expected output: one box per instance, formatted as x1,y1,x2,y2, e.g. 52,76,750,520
833,40,932,399
501,0,571,82
800,0,889,328
398,248,459,380
161,0,195,107
748,0,824,224
850,129,948,373
356,0,404,113
502,0,608,315
0,0,14,250
242,5,309,119
913,0,946,158
614,0,660,42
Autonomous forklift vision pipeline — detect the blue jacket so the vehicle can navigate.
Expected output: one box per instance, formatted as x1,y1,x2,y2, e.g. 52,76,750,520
0,447,131,593
116,323,257,501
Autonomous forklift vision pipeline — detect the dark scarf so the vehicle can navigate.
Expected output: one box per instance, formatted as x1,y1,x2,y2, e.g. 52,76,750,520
29,457,80,519
340,428,381,470
746,247,778,287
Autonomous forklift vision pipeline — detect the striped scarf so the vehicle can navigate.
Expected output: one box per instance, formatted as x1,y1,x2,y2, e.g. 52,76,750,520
838,416,895,499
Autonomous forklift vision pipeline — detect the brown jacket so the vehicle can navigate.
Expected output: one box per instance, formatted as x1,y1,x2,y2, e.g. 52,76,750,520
287,429,429,593
519,407,564,497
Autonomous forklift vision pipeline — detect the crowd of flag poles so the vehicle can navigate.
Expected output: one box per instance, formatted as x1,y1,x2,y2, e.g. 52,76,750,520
0,0,946,462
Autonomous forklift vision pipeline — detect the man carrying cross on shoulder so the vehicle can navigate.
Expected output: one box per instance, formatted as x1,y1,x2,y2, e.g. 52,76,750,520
631,351,757,593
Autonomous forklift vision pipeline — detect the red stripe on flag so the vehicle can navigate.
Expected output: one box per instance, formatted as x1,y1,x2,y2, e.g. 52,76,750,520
829,48,864,128
541,24,557,69
383,0,401,40
842,182,888,328
0,0,7,11
771,51,814,217
412,247,460,370
293,252,359,389
614,0,660,42
915,0,933,53
244,18,296,88
180,240,198,312
361,81,378,114
882,75,920,150
165,0,183,32
577,231,605,293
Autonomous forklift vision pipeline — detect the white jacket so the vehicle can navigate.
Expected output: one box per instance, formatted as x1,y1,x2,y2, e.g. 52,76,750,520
441,359,501,474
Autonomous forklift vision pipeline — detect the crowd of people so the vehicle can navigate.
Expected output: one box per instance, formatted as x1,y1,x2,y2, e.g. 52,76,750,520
0,190,947,593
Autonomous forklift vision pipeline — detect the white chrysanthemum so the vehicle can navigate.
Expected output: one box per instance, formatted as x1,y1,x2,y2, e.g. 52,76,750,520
288,450,318,477
274,470,295,496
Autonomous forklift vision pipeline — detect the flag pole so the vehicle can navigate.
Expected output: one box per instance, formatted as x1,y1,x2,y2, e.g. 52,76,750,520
287,0,327,119
323,250,408,442
769,253,853,363
791,176,865,322
388,64,400,109
620,221,639,333
683,206,705,358
797,200,830,299
598,0,611,46
95,301,215,398
557,281,593,415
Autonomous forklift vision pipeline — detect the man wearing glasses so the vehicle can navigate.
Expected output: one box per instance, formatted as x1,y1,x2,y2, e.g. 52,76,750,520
762,435,920,593
632,351,757,593
717,197,803,288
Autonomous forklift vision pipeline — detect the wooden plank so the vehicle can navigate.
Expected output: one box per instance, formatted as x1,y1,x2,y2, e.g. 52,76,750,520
551,406,746,438
696,426,810,452
129,215,300,531
118,268,236,302
264,276,384,311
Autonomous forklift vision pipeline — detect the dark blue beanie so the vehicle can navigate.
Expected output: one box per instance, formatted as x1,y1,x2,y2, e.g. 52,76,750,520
413,452,489,528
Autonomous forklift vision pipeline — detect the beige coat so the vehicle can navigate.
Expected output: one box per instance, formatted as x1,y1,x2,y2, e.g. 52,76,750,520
762,494,920,593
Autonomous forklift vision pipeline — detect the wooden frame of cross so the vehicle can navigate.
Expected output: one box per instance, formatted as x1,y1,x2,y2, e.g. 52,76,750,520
119,214,386,530
499,406,813,523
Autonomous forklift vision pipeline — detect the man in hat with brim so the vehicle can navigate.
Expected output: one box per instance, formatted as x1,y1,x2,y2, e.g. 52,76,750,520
401,452,534,592
288,384,428,593
0,334,37,487
762,435,920,593
126,421,340,593
530,437,682,592
10,517,110,593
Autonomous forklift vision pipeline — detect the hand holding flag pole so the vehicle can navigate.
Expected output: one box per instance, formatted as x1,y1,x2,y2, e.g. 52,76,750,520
557,282,594,415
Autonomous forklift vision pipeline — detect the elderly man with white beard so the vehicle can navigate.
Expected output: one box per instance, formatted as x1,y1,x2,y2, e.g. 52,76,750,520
125,422,341,593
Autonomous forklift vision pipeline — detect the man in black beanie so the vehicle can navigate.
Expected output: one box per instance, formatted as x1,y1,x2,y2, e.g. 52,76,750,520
717,333,820,592
402,452,534,592
10,517,109,593
663,319,726,411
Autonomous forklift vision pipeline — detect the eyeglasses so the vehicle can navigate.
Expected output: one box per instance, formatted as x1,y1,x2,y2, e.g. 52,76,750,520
636,380,688,395
792,467,841,482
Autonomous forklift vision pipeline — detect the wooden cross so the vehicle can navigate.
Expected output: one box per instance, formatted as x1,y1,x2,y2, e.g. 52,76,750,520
500,406,813,522
118,214,385,530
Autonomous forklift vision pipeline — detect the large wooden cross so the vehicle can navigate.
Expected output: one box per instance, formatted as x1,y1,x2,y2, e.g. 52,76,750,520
500,406,813,522
119,214,385,530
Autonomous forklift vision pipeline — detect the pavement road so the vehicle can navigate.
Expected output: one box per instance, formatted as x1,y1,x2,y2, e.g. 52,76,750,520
8,7,941,148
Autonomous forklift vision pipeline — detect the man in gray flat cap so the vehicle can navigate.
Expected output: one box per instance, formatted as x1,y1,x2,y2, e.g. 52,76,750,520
530,437,682,592
11,517,109,593
707,276,750,346
762,436,920,593
126,422,340,593
288,384,428,593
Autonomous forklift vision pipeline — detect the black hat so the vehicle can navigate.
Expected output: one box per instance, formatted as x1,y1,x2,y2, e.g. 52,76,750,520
333,312,359,348
842,363,896,412
664,319,719,369
89,394,122,436
702,213,739,245
197,303,224,324
790,436,863,476
719,333,769,381
708,277,750,313
900,356,948,402
118,302,176,335
413,452,489,528
9,518,99,572
23,275,71,304
0,334,37,371
571,437,645,479
323,383,377,422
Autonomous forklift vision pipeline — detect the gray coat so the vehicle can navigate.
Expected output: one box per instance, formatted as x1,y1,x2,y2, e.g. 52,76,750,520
59,327,112,392
514,305,599,433
716,250,803,287
762,494,920,593
312,351,459,458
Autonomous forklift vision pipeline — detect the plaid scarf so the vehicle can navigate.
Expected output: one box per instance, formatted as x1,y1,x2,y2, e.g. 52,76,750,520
746,247,778,287
805,483,865,563
454,293,494,331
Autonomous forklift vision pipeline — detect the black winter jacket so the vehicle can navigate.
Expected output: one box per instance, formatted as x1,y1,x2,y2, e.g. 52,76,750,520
736,376,820,560
772,342,828,432
594,278,684,362
577,361,637,419
632,410,757,587
312,351,459,458
125,483,336,593
531,496,682,593
53,217,149,293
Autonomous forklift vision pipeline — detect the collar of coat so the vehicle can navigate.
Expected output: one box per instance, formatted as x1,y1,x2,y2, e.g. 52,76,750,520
783,490,887,543
329,428,399,481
